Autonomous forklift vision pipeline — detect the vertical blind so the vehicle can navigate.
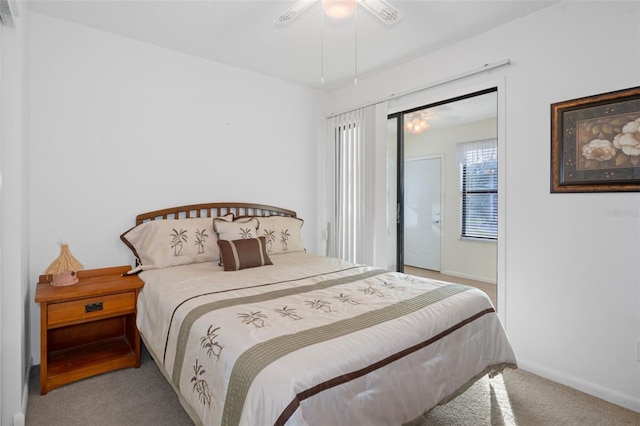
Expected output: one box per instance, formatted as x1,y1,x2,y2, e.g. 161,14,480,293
456,138,498,240
329,105,376,265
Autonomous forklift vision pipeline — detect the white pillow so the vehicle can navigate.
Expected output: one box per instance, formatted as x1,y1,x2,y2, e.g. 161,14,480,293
121,214,233,271
256,216,304,254
213,217,259,241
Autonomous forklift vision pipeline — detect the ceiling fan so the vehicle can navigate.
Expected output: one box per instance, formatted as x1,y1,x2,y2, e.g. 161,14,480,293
275,0,403,25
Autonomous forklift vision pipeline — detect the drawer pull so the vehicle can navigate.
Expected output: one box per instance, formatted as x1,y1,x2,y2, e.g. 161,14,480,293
85,302,103,313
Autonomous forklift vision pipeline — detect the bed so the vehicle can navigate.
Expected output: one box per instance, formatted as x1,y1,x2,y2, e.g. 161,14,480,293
120,202,516,426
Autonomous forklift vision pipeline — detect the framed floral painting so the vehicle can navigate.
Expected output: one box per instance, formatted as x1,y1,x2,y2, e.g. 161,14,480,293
551,86,640,192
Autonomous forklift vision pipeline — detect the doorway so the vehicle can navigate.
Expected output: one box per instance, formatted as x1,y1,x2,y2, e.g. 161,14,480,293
404,157,442,271
389,88,498,288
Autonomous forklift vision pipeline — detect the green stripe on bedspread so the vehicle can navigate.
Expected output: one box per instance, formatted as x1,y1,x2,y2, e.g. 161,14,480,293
171,269,387,386
221,283,470,426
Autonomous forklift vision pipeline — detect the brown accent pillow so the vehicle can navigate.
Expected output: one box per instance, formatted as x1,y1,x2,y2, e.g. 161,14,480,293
217,237,273,271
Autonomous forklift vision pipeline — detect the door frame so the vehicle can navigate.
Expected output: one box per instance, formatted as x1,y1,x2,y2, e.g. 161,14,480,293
386,79,507,325
392,114,405,272
391,88,497,274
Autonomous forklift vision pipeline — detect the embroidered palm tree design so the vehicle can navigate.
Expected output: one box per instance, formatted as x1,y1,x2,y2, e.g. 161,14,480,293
401,275,426,286
237,311,267,328
305,299,332,313
194,229,208,254
200,325,223,360
170,228,188,256
262,229,276,252
359,285,384,297
275,306,302,320
239,227,254,239
334,293,359,305
383,281,406,291
191,359,211,408
280,229,291,251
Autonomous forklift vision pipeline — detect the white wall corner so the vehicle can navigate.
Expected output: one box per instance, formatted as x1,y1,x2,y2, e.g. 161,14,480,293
0,0,17,27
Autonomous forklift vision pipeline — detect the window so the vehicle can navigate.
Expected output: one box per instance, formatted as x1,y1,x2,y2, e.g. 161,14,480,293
457,139,498,240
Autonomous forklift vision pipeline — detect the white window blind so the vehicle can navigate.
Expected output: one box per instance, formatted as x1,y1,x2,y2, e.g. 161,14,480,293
456,139,498,240
329,105,376,265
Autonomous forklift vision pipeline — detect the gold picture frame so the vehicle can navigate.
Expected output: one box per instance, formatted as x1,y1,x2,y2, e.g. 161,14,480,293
551,86,640,192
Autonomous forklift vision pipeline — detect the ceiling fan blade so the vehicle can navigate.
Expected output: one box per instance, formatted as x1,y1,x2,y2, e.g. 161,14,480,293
275,0,317,25
359,0,402,25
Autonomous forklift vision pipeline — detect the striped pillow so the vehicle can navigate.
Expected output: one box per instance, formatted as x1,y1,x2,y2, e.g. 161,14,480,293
217,237,273,271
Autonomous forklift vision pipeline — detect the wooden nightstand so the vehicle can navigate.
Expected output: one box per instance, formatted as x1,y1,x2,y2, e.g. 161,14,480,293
35,265,144,394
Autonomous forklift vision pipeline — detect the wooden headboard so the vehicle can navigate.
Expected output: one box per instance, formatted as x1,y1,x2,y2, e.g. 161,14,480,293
135,202,297,225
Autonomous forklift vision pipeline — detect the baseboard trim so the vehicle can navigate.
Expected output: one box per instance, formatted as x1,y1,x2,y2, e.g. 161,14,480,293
14,358,32,426
440,269,497,285
518,359,640,413
13,412,25,426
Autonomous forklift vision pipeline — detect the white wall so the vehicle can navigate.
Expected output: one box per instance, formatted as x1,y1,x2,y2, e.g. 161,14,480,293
28,13,328,365
329,1,640,412
405,117,497,283
1,1,30,424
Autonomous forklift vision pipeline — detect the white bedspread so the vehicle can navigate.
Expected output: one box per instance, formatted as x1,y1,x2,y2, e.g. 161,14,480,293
137,252,516,426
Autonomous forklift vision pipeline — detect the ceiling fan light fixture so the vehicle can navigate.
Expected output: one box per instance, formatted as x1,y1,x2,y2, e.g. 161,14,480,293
322,0,356,19
276,0,402,26
404,112,430,134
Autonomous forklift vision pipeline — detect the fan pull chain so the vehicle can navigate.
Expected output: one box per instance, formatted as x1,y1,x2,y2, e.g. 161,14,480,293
354,4,358,85
321,6,325,85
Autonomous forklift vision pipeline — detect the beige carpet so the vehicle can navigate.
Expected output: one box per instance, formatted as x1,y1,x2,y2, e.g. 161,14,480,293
411,367,639,425
404,265,497,306
26,345,639,426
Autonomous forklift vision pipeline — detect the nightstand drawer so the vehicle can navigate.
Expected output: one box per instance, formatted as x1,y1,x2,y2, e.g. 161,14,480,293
48,291,136,328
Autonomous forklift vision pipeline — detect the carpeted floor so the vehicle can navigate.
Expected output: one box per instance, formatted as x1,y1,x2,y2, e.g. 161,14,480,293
403,266,497,306
414,368,639,426
26,345,639,426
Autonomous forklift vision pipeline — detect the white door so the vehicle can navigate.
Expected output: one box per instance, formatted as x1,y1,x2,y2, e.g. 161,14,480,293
404,158,442,271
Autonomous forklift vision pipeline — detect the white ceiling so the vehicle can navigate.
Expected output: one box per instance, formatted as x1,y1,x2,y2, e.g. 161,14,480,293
27,0,558,91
